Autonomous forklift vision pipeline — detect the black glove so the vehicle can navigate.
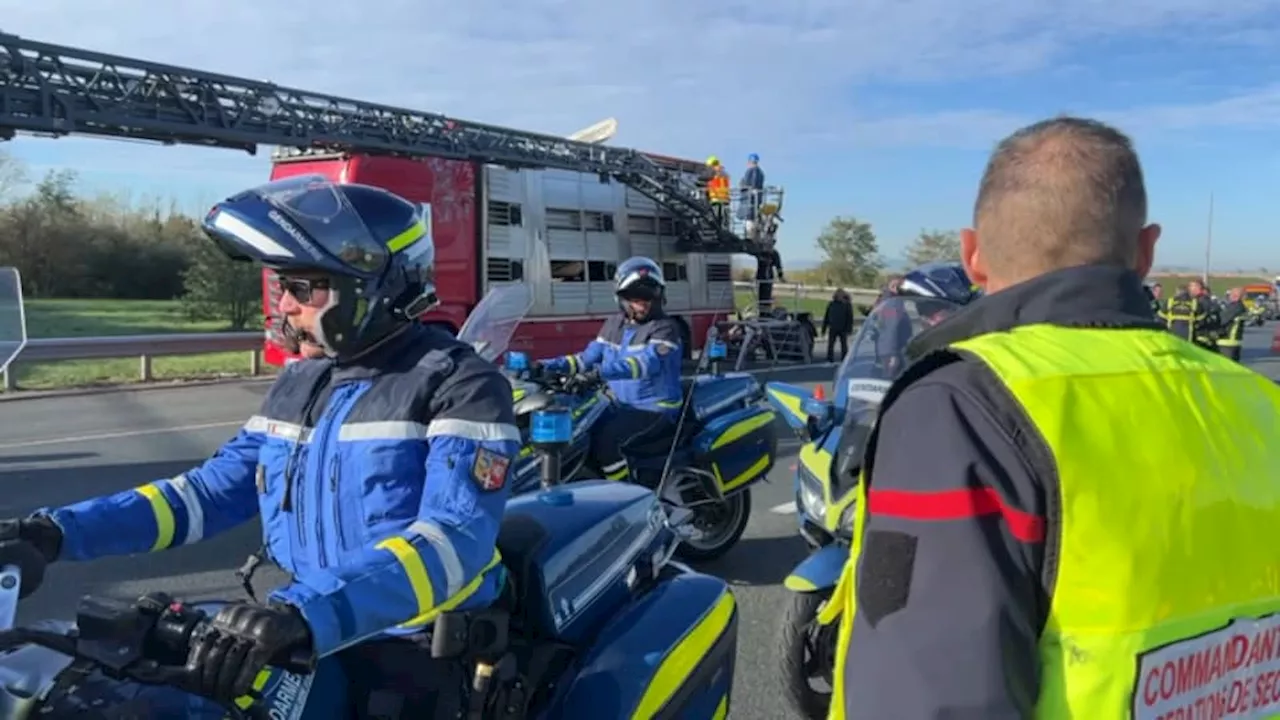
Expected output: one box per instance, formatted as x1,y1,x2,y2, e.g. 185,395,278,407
528,360,549,381
565,367,602,393
185,602,315,705
0,516,60,599
0,516,63,564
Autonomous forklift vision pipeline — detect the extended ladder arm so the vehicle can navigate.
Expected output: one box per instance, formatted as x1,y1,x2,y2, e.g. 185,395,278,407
0,32,757,253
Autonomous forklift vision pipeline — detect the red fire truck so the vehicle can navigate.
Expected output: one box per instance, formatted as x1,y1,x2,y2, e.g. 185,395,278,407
0,32,775,365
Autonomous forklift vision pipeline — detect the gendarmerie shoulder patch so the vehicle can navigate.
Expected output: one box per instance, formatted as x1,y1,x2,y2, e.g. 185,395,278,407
471,447,511,492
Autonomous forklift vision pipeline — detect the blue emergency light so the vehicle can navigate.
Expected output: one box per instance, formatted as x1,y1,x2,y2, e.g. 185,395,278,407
530,408,573,445
506,351,529,372
707,340,727,360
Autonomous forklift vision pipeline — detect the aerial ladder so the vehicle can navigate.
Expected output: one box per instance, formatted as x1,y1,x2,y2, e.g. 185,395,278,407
0,31,776,261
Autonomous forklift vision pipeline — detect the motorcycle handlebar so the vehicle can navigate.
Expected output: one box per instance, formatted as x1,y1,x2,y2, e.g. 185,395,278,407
520,367,606,396
74,593,315,675
0,553,311,718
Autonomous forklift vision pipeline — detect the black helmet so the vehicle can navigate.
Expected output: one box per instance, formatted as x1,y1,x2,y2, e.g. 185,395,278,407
202,175,436,358
614,256,666,304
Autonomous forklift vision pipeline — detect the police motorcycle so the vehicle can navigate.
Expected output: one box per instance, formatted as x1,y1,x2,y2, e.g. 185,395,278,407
763,293,961,720
0,273,741,720
458,297,780,562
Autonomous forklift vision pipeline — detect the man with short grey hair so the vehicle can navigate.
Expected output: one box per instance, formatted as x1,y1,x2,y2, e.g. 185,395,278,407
822,116,1280,719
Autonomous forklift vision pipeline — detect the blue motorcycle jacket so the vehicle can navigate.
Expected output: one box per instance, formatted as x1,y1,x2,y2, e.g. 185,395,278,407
37,324,520,657
544,312,684,415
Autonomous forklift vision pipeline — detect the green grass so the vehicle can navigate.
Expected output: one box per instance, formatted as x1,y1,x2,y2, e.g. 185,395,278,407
25,298,231,338
734,291,828,317
5,299,269,391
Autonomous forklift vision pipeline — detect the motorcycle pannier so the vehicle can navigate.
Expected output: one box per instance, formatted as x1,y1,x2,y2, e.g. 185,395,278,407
693,405,778,494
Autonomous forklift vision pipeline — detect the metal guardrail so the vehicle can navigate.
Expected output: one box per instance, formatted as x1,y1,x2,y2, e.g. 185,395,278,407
731,281,880,304
0,285,878,391
2,332,264,390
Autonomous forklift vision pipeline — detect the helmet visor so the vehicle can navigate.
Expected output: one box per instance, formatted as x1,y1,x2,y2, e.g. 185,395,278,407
618,280,662,302
928,267,974,303
252,176,389,277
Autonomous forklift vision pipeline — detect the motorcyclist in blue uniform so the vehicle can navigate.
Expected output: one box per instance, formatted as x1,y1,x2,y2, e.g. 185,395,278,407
0,176,520,716
873,262,974,378
533,257,684,482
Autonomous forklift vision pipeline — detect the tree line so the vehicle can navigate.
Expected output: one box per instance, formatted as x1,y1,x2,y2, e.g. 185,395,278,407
0,151,261,329
734,217,962,287
0,148,955,324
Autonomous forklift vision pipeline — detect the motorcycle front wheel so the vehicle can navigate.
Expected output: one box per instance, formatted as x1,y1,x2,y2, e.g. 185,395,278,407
777,589,837,720
673,490,751,562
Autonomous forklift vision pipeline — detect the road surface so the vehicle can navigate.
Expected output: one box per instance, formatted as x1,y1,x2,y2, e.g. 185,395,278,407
0,326,1276,719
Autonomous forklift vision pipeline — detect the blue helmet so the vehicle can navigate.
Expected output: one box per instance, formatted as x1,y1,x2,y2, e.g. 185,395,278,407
614,256,666,308
898,262,978,306
747,153,760,163
202,174,435,358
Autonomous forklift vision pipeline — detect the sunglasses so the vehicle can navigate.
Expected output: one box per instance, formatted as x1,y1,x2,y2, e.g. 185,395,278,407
277,276,331,303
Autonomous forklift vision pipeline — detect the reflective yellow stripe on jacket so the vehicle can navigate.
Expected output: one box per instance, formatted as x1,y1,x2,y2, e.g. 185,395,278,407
828,324,1280,718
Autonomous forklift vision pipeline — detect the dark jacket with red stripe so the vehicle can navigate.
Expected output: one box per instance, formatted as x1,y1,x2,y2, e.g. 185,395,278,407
840,264,1163,718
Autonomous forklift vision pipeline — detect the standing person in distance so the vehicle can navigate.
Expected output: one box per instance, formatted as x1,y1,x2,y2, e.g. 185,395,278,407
821,289,854,363
1186,278,1220,350
533,257,684,483
0,176,520,717
1147,281,1163,318
1217,286,1248,362
824,116,1280,719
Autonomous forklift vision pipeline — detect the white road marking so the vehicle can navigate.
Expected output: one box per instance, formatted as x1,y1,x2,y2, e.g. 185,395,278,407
770,501,798,515
0,420,243,451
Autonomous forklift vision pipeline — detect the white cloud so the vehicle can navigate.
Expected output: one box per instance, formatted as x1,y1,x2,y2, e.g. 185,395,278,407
0,0,1278,175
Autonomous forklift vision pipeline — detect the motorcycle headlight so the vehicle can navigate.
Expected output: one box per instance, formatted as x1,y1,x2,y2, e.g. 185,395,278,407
797,466,826,521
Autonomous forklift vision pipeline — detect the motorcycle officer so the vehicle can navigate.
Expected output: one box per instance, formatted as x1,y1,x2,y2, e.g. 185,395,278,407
533,256,684,482
873,263,973,378
0,176,520,717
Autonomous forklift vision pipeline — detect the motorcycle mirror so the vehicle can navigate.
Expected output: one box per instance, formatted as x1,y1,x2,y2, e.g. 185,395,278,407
0,268,27,376
0,538,47,631
801,396,836,440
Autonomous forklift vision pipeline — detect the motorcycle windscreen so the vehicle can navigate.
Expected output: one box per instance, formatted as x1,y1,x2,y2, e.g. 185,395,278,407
0,267,26,375
457,283,534,363
833,294,960,410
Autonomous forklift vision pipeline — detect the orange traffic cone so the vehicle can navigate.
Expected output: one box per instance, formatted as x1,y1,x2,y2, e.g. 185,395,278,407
813,385,826,401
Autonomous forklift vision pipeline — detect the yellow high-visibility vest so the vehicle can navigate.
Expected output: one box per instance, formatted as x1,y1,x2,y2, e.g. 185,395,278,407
825,324,1280,718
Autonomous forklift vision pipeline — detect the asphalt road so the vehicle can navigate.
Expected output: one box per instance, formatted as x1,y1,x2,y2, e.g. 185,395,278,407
0,325,1276,719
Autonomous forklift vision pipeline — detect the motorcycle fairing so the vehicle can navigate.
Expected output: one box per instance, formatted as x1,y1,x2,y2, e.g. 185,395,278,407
496,481,669,646
783,543,849,593
547,573,738,720
763,381,811,431
688,372,759,422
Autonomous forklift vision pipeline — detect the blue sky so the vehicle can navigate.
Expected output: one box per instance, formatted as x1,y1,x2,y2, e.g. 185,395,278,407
3,1,1280,270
